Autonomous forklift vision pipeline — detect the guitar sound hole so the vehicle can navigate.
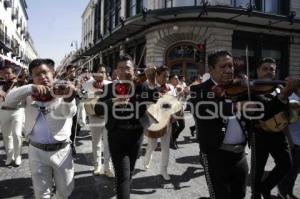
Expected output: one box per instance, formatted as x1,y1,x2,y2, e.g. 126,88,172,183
161,103,171,109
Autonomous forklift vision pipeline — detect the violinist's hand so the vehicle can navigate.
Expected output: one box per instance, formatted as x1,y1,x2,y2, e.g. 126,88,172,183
0,90,6,98
279,77,298,101
112,97,130,107
94,89,104,96
63,83,77,102
32,85,50,96
0,90,6,102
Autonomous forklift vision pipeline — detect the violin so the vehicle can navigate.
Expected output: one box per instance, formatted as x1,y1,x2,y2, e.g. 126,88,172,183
31,80,72,102
212,78,286,99
93,80,104,89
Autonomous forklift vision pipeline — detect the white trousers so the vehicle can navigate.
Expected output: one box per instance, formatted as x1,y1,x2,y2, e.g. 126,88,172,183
29,144,74,199
89,115,111,170
144,124,171,169
0,108,24,160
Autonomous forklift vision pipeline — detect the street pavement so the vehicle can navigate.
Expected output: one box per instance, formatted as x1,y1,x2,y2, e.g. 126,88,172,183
0,113,299,199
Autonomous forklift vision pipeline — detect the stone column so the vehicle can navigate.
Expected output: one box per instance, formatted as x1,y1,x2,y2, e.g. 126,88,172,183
289,36,300,77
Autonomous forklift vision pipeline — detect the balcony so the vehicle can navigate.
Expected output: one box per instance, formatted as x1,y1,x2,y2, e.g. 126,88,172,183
11,39,19,55
16,22,21,29
4,0,12,9
21,27,26,35
4,35,11,49
0,29,5,43
11,9,19,20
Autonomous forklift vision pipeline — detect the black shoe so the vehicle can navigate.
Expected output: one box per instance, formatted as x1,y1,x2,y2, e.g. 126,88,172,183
261,192,277,199
278,192,299,199
170,140,178,150
190,126,195,137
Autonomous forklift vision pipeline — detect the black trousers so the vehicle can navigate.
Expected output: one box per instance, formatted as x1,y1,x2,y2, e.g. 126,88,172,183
171,118,185,141
108,128,143,199
252,132,292,198
70,113,80,144
203,149,248,199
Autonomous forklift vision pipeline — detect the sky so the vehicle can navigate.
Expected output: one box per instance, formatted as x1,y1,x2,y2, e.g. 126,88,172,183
26,0,90,67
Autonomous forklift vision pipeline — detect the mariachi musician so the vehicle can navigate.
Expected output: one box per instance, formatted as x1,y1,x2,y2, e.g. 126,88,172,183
81,64,114,177
90,54,156,199
4,59,77,198
0,65,25,166
250,57,298,199
143,65,177,181
189,50,249,199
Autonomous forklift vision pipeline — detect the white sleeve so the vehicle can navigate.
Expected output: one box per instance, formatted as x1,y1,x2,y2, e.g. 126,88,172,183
3,84,32,107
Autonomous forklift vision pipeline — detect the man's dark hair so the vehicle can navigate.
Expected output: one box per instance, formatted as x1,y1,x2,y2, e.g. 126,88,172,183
0,65,16,73
93,64,106,73
190,75,199,83
169,74,178,80
66,64,76,71
117,54,133,63
257,57,276,69
44,59,55,68
208,50,232,68
156,65,169,75
178,75,185,80
29,59,54,75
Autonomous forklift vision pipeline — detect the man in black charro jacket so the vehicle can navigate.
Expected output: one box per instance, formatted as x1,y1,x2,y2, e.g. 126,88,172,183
189,50,249,199
92,54,157,199
251,58,297,199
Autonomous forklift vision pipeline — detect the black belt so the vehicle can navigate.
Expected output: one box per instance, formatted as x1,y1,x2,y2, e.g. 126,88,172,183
1,106,18,111
116,124,143,131
219,144,245,154
30,141,69,151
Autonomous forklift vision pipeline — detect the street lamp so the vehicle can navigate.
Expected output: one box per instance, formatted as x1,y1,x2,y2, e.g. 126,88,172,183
70,40,78,50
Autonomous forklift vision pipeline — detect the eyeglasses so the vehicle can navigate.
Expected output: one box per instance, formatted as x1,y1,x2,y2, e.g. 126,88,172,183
32,70,52,78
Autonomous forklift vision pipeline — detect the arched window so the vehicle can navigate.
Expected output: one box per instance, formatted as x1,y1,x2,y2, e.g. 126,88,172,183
166,42,205,83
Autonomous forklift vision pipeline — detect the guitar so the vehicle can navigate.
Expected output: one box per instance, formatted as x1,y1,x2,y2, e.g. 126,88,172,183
145,94,182,138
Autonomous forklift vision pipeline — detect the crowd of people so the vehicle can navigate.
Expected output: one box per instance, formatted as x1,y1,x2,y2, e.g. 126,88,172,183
0,51,299,199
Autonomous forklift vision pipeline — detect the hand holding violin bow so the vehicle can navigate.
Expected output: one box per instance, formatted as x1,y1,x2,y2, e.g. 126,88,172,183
52,80,77,102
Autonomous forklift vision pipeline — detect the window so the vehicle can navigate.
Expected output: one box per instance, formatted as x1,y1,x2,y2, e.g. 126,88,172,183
234,0,290,15
232,0,255,8
165,0,198,8
126,0,144,17
262,0,279,14
232,31,288,79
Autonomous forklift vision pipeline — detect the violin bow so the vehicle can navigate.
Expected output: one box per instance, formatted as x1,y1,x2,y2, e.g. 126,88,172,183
246,45,257,198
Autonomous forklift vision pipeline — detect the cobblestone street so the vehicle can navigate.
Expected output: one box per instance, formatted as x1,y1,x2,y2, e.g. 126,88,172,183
0,113,299,199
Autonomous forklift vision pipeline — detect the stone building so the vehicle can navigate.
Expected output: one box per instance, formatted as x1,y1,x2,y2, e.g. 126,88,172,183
77,0,300,81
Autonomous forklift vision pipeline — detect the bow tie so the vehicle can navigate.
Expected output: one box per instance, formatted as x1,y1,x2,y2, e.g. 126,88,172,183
116,83,129,96
160,84,170,94
93,80,103,89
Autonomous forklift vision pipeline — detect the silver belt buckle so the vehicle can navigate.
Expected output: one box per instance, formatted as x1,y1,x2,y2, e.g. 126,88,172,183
233,145,244,153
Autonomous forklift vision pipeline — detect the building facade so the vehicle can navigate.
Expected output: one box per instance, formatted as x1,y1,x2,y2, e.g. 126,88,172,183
0,0,38,69
77,0,300,81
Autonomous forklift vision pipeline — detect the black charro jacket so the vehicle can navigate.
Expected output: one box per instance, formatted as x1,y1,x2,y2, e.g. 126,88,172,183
94,82,158,133
189,79,248,153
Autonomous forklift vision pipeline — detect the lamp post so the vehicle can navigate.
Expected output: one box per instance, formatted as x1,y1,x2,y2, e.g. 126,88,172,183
70,40,78,50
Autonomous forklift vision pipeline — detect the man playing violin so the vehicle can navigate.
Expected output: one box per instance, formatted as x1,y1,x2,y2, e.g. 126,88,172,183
4,59,77,198
189,50,249,199
251,57,298,199
0,65,25,166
